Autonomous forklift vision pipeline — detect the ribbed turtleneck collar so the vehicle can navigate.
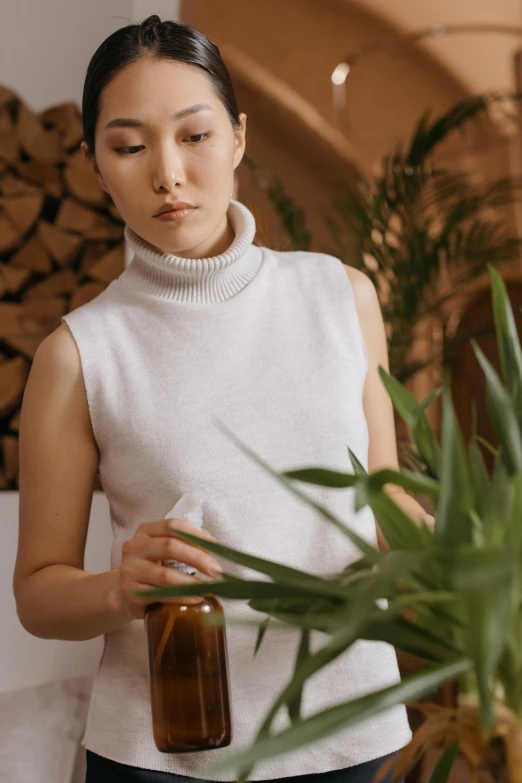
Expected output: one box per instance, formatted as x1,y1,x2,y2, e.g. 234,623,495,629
118,199,262,304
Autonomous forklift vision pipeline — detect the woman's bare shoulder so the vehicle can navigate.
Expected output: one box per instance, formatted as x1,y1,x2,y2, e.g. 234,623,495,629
32,322,81,378
342,263,379,305
25,323,92,435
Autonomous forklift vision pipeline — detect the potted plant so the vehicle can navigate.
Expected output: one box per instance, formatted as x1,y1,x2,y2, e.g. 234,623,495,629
139,264,522,782
243,92,522,385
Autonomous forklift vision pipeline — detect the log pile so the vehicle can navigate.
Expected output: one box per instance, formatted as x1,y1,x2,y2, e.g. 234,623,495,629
0,85,125,490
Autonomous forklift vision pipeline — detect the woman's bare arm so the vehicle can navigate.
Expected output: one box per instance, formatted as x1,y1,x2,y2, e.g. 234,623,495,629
343,265,435,550
13,323,132,641
13,324,222,641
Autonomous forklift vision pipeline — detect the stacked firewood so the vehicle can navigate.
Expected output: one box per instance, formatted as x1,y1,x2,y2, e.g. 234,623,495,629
0,85,125,490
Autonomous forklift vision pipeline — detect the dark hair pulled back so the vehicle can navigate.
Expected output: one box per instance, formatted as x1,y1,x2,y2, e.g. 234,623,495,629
82,14,241,158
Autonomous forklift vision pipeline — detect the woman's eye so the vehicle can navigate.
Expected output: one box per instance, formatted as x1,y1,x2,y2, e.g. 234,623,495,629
115,133,209,155
115,146,143,155
186,133,209,143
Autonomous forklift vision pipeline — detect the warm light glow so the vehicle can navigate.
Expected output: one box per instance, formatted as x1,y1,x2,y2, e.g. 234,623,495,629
331,63,351,86
333,23,522,147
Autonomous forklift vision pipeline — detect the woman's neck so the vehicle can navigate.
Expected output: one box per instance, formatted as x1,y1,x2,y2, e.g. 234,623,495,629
119,199,263,304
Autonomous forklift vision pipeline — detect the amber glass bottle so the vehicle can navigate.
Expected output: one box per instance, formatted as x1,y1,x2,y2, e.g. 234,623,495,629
145,593,232,752
144,492,232,753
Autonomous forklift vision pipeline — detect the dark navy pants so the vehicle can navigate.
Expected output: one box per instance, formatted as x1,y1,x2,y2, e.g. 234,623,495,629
85,749,402,783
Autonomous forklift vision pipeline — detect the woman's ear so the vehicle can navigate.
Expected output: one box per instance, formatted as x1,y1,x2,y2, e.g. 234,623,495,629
232,113,247,171
80,141,109,194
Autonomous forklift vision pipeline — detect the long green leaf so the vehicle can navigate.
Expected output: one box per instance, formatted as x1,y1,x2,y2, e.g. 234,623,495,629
505,472,522,552
441,547,516,592
234,615,377,782
287,629,310,723
488,263,522,423
386,591,457,613
254,616,271,656
144,534,326,586
363,615,462,662
161,531,374,599
378,367,441,477
283,466,439,498
474,434,499,458
468,438,491,521
472,340,522,475
435,383,473,546
440,547,517,730
481,453,511,546
368,490,434,551
428,742,460,783
465,585,511,730
201,658,472,777
135,577,347,603
346,448,434,551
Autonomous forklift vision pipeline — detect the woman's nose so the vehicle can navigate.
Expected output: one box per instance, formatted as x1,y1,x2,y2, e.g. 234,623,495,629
152,146,186,191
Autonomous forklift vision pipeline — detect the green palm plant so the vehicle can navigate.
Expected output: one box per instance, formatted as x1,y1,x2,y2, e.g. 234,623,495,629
244,91,522,383
137,264,522,783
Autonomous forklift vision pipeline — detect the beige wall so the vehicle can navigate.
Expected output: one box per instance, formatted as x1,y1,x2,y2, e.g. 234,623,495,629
348,0,522,93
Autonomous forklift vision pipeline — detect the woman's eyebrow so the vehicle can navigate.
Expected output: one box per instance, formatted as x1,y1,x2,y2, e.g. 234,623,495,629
103,103,213,131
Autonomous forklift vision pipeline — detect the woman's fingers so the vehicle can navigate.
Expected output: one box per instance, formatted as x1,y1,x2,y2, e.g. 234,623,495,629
126,568,205,605
125,519,222,577
118,517,219,615
137,518,217,541
142,536,222,576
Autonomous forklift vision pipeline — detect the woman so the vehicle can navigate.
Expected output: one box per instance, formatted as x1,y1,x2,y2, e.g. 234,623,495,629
13,15,432,783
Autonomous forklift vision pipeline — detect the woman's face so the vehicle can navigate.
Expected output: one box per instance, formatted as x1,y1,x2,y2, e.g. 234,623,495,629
83,57,247,258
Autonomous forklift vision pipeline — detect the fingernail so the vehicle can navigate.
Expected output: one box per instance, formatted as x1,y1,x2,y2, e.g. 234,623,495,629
208,561,223,577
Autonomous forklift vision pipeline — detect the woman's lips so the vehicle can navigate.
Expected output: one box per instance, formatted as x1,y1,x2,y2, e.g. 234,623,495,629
155,206,197,222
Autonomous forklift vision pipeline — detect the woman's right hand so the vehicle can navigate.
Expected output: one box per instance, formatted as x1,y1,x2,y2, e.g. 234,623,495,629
109,518,223,621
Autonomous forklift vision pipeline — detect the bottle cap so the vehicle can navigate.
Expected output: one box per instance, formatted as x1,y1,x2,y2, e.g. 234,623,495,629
164,491,205,575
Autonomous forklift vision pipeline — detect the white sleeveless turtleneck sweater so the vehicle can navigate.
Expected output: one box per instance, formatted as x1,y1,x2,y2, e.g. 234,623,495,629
61,199,412,779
